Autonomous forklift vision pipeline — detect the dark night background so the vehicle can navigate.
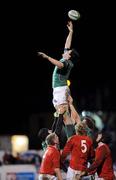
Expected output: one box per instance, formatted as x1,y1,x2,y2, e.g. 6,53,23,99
1,1,115,148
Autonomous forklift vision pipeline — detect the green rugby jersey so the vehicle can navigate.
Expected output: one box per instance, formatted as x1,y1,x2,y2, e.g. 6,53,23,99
52,58,74,88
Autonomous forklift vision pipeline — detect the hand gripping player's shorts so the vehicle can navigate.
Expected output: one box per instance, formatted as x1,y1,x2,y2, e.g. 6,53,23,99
53,86,70,108
38,174,57,180
66,167,95,180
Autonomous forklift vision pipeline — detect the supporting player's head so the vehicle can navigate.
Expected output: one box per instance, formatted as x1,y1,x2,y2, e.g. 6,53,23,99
75,122,87,135
96,131,112,145
46,133,59,146
38,128,50,142
70,48,80,62
63,48,80,62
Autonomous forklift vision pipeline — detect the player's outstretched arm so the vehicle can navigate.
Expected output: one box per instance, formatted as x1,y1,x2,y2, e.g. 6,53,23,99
54,168,63,180
68,95,81,124
38,52,63,69
64,21,73,50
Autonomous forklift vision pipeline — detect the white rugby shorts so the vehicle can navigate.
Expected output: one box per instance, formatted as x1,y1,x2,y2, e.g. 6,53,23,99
53,86,70,107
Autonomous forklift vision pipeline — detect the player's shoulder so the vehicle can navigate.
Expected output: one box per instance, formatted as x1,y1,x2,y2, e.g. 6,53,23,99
96,142,108,154
98,142,109,151
83,135,93,144
88,135,93,142
67,134,76,142
50,146,60,154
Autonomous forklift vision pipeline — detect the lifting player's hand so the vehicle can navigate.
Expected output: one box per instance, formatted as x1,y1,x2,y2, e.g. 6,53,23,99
76,171,87,180
57,105,67,115
67,95,73,105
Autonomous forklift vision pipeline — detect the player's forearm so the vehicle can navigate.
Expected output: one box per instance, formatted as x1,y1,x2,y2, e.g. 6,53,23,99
70,104,81,124
87,154,105,173
47,56,63,68
87,160,101,173
61,144,71,160
54,168,63,180
88,146,106,173
64,30,73,49
38,52,63,68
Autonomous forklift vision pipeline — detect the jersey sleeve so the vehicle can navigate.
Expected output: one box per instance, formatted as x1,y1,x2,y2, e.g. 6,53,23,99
87,145,106,173
57,61,69,75
61,137,73,161
54,114,64,137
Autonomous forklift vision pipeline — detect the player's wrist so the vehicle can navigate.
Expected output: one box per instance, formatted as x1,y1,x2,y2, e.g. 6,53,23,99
46,55,50,60
59,110,66,115
69,30,73,33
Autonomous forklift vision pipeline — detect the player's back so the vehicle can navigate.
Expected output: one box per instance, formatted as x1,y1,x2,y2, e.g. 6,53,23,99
62,134,94,171
39,146,60,175
52,59,73,88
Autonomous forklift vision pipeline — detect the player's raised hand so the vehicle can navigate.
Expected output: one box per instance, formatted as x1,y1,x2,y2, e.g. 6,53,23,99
67,21,73,32
57,105,67,115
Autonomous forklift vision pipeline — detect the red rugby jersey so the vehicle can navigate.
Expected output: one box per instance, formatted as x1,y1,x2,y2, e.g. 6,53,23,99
87,143,114,180
61,135,94,171
39,145,60,175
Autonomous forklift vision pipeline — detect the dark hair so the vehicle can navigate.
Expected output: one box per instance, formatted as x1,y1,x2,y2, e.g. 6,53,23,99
70,48,80,63
101,132,112,145
82,116,95,130
38,128,49,142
